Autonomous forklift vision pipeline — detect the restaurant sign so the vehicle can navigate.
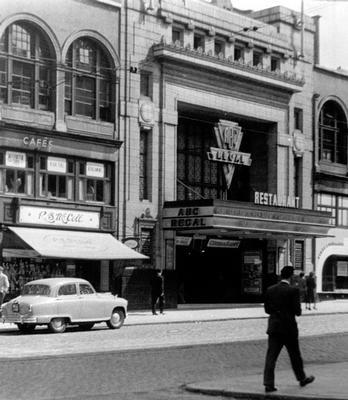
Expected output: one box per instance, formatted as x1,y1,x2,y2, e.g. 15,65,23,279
19,206,100,229
207,120,252,189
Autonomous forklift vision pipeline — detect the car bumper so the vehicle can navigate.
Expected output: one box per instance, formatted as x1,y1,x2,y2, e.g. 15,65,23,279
2,315,51,324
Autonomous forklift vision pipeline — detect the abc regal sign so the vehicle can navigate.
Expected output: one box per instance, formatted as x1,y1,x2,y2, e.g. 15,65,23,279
207,120,252,189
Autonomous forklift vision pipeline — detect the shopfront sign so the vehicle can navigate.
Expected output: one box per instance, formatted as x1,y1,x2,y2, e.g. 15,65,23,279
86,162,104,178
254,191,300,208
47,157,66,173
5,151,26,168
207,239,240,248
207,120,252,189
23,136,53,150
163,206,213,230
176,236,192,246
19,206,100,229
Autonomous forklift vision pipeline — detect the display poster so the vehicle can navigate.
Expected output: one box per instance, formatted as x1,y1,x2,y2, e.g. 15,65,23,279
242,251,263,295
337,261,348,277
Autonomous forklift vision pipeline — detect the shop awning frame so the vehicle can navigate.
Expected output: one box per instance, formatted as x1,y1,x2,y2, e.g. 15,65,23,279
4,227,148,260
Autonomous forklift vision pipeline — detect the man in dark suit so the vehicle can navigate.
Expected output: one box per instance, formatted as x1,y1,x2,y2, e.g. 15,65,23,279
263,266,315,393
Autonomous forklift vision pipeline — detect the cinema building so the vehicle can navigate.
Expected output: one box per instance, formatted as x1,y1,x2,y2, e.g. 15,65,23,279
0,0,146,301
121,0,332,306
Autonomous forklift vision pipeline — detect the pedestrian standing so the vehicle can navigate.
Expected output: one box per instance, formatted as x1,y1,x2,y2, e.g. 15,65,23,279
0,265,10,309
306,272,317,310
263,266,315,393
150,269,165,315
298,272,307,303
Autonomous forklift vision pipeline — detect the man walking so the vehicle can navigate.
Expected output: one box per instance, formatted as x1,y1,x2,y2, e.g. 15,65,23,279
263,265,315,393
0,265,10,309
150,269,164,315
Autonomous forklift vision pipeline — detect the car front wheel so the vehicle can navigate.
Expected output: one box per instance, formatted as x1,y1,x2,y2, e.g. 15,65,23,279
48,318,67,333
16,323,36,333
107,308,125,329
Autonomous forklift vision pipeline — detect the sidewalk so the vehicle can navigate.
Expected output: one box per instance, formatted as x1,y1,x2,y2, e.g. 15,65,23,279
124,299,348,326
185,362,348,400
177,300,348,400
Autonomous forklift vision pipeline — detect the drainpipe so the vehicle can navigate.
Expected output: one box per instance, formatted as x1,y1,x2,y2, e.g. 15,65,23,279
312,92,320,273
122,0,129,241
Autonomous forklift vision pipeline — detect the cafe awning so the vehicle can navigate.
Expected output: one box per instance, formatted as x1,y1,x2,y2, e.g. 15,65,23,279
4,227,148,260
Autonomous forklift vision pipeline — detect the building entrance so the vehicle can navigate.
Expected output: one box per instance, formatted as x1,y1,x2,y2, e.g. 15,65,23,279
176,238,266,304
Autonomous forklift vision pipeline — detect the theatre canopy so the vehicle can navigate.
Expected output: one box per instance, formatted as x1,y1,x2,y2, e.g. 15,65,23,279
3,227,148,260
163,199,333,239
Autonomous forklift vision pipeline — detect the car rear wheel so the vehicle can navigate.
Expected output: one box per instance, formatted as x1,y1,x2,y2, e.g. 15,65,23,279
107,308,125,329
48,318,67,333
16,323,36,333
78,323,94,331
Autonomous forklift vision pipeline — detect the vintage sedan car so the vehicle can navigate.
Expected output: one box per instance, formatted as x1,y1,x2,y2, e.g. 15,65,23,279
1,277,127,333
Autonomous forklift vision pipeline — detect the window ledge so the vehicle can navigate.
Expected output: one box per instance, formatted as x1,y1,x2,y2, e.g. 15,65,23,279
317,160,347,176
0,104,55,130
65,115,115,138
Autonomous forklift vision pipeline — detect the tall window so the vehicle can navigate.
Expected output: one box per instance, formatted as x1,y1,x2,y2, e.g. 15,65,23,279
139,129,151,200
0,151,34,195
193,33,205,51
214,40,225,57
65,38,114,122
234,46,244,62
319,101,348,164
140,72,152,99
78,161,111,204
253,50,263,67
39,156,74,200
294,108,303,131
172,27,184,46
270,56,280,72
0,22,53,110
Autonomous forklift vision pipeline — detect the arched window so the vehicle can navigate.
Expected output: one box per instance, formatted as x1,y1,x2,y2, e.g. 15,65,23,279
0,22,54,110
319,100,348,165
64,38,114,122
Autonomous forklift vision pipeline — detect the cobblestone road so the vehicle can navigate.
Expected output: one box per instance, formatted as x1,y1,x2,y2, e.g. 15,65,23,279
1,313,348,358
0,313,347,400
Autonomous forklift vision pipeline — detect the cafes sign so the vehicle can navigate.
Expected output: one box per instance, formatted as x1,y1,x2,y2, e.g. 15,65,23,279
19,206,100,229
207,120,252,189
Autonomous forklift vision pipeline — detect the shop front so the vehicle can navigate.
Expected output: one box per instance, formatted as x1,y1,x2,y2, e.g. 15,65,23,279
0,201,147,299
163,199,332,304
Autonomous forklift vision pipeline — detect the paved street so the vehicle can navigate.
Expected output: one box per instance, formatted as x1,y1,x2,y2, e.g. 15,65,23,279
0,308,348,400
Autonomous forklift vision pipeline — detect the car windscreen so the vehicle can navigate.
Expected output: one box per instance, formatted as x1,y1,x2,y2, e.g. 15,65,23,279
22,284,51,296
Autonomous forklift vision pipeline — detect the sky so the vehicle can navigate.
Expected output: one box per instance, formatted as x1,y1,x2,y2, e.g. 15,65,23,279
230,0,348,70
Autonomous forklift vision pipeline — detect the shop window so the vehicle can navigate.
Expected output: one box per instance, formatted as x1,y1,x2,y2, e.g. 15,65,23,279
0,22,53,110
193,32,205,51
323,256,348,291
319,100,348,164
65,38,114,122
172,26,184,46
78,161,111,204
39,156,74,200
0,150,34,195
294,108,303,131
139,129,152,201
316,192,336,225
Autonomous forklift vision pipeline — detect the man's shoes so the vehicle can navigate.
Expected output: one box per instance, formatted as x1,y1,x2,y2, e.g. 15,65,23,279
300,375,315,387
152,312,158,315
265,386,278,393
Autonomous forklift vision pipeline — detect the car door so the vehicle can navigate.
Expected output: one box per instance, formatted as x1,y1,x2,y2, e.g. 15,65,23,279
56,283,81,321
78,282,106,321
